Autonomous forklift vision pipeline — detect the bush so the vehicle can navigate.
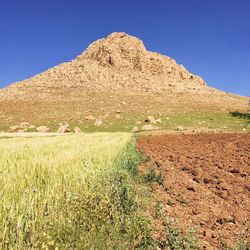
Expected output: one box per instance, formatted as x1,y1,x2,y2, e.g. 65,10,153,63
166,222,200,250
145,168,164,186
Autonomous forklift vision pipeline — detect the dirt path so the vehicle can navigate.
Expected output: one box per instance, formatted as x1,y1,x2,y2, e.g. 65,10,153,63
137,133,250,249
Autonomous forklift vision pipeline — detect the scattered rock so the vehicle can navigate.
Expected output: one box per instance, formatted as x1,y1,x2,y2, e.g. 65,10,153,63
132,126,139,132
187,186,196,192
57,124,70,133
156,118,162,123
36,126,51,133
74,127,82,133
216,214,236,225
19,122,29,128
9,125,27,133
135,121,141,125
9,122,30,132
28,125,36,129
176,126,184,131
141,124,159,131
94,119,103,127
85,115,95,121
145,116,156,123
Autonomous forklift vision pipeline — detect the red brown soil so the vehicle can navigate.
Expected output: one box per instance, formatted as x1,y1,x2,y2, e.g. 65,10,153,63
137,133,250,249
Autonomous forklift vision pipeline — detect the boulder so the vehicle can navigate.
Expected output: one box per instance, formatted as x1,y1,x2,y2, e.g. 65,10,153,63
9,121,31,132
85,115,95,121
36,126,51,133
57,124,70,133
28,125,36,129
9,125,27,133
132,126,139,132
19,122,29,128
94,119,103,127
141,125,159,131
74,127,82,133
145,116,156,123
176,126,184,131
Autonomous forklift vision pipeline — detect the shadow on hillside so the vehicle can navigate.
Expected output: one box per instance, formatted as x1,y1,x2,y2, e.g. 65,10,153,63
229,111,250,120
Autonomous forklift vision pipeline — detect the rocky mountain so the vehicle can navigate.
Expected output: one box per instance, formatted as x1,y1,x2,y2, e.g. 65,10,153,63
0,32,246,131
1,32,206,98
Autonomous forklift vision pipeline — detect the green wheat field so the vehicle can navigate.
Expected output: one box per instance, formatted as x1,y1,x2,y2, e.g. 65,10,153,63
0,133,153,249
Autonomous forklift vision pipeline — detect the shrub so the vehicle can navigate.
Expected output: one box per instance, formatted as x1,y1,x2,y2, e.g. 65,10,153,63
166,222,200,250
145,168,164,186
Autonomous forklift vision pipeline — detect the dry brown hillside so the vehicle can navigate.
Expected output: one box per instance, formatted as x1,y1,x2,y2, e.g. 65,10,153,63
0,32,247,131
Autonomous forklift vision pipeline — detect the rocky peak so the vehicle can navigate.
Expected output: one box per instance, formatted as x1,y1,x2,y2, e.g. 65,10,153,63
0,32,208,100
105,32,146,50
76,32,205,86
77,32,148,70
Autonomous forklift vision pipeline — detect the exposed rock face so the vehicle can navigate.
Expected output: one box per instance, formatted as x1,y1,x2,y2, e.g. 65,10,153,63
78,32,205,85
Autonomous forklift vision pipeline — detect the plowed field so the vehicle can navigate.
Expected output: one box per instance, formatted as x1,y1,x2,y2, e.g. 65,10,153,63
137,133,250,249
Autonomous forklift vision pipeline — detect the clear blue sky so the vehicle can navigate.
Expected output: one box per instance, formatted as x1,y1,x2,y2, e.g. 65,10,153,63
1,0,249,96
